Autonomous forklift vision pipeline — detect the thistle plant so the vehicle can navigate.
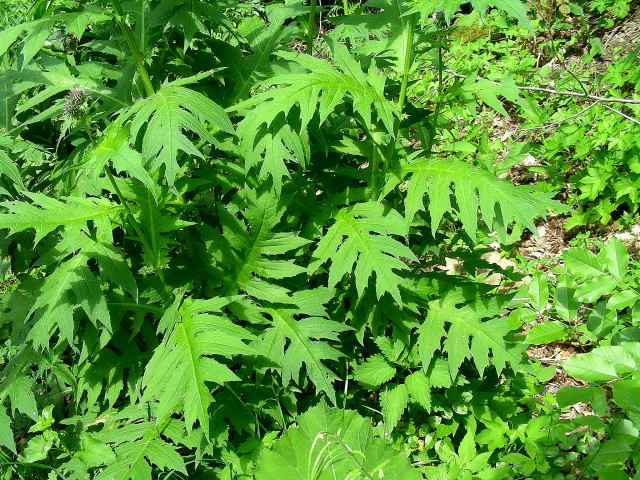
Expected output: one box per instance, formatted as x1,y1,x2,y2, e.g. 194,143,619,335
0,1,635,480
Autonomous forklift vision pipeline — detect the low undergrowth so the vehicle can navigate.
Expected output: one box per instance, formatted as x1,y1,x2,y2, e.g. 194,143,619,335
0,1,638,479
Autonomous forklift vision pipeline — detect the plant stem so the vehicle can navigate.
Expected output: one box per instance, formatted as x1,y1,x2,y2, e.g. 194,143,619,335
343,0,349,14
371,13,417,200
82,122,96,146
106,170,157,274
110,0,154,97
1,53,9,130
106,169,153,257
426,44,444,155
397,13,417,114
307,0,317,55
106,169,170,299
368,129,385,200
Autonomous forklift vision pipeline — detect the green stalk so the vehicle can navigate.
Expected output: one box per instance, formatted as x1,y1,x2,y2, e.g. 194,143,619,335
426,44,444,156
110,0,154,97
106,169,154,259
106,169,170,300
370,13,417,200
343,0,349,14
396,13,417,115
1,53,9,130
307,0,317,55
368,129,385,200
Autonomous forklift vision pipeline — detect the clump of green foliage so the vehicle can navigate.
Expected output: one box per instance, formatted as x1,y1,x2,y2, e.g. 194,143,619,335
0,1,638,480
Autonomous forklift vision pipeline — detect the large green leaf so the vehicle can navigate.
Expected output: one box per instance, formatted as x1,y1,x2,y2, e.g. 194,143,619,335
525,321,567,345
255,309,352,406
85,122,157,201
353,354,397,388
95,418,186,480
604,238,629,279
563,346,637,383
384,156,562,242
27,250,112,348
0,406,16,454
0,149,24,189
124,75,234,187
0,11,107,67
419,290,526,379
142,295,255,439
254,403,422,480
528,272,549,312
309,201,416,305
230,39,397,189
217,188,310,304
332,0,415,73
0,193,122,245
381,383,409,433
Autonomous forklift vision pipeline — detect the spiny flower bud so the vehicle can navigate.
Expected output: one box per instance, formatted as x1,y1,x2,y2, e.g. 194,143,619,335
68,88,87,105
64,102,77,116
64,88,88,117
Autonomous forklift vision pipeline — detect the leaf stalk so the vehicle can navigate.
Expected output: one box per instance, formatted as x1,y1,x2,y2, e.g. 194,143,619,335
307,0,317,55
371,13,417,200
110,0,155,97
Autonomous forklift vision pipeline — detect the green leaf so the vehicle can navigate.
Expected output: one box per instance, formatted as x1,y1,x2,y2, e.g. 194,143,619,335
96,418,187,480
333,0,414,74
217,188,310,307
419,291,524,379
613,379,640,411
525,321,567,345
0,149,25,190
0,62,125,127
486,0,532,32
212,10,300,102
575,276,617,303
589,439,633,468
309,201,417,305
230,39,397,189
458,417,477,464
454,74,531,118
0,193,122,245
142,296,255,439
27,248,112,348
604,238,628,279
0,406,16,454
384,156,561,242
405,370,432,412
20,432,56,464
5,374,37,420
76,434,116,468
381,384,409,434
255,309,352,406
353,354,396,388
0,12,104,67
254,402,422,480
607,290,639,311
125,77,233,187
426,358,453,388
554,276,578,322
528,272,548,312
564,248,606,278
84,239,138,300
86,122,157,201
556,385,594,407
564,352,617,382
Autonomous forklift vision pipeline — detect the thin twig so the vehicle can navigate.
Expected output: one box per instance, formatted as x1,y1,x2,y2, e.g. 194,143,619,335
602,103,640,125
516,101,601,132
445,69,640,104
